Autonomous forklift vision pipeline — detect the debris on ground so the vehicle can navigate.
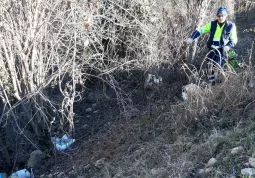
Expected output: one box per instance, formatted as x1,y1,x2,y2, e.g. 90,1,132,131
51,134,75,151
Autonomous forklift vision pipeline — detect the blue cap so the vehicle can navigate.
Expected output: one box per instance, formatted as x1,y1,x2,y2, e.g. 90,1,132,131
217,7,227,16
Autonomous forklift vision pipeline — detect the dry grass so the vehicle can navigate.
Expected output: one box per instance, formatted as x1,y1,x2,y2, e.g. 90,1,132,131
179,40,255,119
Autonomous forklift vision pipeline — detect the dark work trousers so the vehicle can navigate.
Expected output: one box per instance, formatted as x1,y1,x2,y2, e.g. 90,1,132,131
207,47,226,67
207,47,226,83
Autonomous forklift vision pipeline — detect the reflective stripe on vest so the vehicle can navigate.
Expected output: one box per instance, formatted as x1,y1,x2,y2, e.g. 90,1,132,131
207,20,233,49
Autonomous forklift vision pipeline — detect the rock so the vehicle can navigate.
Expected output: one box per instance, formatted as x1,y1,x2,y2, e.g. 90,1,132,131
249,157,255,168
84,164,91,170
241,168,255,176
198,169,205,175
205,167,213,174
151,168,158,175
86,108,92,112
27,150,44,168
207,158,217,167
53,172,59,176
93,110,99,114
47,174,53,178
95,158,106,168
223,157,228,162
68,170,77,177
245,162,250,166
216,153,223,159
231,146,244,155
82,124,88,128
57,172,65,178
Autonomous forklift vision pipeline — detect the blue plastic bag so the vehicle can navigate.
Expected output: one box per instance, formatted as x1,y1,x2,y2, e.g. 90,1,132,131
9,169,30,178
51,134,75,151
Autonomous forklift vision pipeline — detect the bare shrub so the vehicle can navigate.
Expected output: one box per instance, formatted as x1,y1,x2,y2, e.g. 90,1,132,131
0,0,217,137
0,0,84,137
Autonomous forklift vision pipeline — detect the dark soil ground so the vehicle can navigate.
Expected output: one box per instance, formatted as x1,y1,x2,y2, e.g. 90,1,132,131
32,64,187,177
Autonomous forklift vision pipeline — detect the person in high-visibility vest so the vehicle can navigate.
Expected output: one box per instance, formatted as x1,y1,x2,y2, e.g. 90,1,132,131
187,7,238,83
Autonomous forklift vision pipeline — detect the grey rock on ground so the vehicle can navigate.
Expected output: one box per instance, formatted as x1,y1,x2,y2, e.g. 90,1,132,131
27,150,44,168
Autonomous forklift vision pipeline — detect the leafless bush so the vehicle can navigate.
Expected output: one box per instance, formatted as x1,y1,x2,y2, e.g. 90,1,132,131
0,0,215,138
0,0,84,137
235,0,255,13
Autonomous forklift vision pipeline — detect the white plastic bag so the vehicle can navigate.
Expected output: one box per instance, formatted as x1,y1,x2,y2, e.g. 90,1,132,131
182,91,188,101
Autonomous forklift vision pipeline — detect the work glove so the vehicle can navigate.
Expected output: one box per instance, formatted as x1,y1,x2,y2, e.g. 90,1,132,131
223,46,230,52
186,38,193,45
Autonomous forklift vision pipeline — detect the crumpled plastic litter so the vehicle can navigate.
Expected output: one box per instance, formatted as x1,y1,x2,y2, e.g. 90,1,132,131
249,81,255,88
0,173,5,178
182,91,188,101
228,50,238,58
51,134,75,151
9,169,30,178
146,74,162,85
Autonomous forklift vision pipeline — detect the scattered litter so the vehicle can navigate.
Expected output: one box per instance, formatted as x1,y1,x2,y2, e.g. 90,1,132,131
9,169,30,178
228,50,238,59
228,50,243,69
84,39,89,47
144,73,162,88
249,81,254,88
181,83,212,102
229,59,241,69
51,134,75,151
0,173,7,178
232,169,237,175
182,91,188,101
